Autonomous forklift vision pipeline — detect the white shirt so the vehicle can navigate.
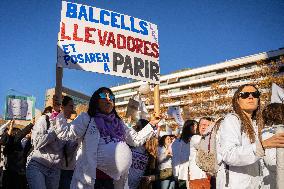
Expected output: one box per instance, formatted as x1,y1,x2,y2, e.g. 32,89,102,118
216,113,263,189
97,137,132,180
262,126,276,189
172,139,190,180
158,146,172,170
189,135,207,180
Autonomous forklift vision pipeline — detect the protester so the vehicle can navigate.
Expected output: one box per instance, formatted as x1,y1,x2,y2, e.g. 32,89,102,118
261,103,284,188
158,131,175,189
172,120,197,189
0,120,12,189
128,119,154,189
189,117,213,189
216,84,284,188
26,97,65,189
1,119,33,189
140,135,160,189
57,96,78,189
55,87,161,189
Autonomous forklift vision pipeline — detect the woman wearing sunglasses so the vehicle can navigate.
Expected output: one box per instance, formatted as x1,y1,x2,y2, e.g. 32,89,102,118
216,84,284,189
54,87,161,189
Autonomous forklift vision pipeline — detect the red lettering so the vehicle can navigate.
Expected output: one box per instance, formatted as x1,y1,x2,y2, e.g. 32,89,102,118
60,22,71,40
117,34,126,49
98,29,108,46
106,32,116,48
127,36,136,52
143,41,151,56
73,24,83,42
84,27,96,44
151,43,159,58
135,38,144,54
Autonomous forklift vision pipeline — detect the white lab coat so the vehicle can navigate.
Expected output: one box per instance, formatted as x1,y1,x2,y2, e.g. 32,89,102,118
216,113,264,189
55,112,155,189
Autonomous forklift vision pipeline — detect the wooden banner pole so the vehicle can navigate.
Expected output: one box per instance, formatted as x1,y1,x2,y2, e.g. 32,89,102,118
154,84,160,117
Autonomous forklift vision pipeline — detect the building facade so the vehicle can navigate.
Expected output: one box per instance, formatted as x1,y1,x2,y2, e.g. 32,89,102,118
110,48,284,119
45,86,90,108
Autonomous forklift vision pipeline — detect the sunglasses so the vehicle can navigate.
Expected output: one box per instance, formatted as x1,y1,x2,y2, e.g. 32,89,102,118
99,92,115,101
239,91,261,99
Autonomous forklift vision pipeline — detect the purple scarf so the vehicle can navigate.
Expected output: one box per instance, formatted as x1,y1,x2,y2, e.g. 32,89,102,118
93,113,126,141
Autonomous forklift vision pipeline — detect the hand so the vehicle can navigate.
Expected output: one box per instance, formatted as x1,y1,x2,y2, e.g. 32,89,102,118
262,133,284,149
9,119,15,128
149,113,163,127
7,119,15,135
32,117,35,125
141,176,152,184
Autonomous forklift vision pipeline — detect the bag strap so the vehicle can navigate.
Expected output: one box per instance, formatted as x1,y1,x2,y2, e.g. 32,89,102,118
225,164,230,187
63,144,68,167
82,117,92,141
45,115,50,130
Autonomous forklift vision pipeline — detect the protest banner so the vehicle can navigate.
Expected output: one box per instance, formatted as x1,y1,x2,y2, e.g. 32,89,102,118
57,1,160,84
4,95,35,120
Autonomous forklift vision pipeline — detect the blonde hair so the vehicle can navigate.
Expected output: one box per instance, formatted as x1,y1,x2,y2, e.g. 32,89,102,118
145,137,158,159
232,84,264,143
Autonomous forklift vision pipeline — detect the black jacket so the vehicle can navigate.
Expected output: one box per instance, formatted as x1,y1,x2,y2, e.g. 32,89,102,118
0,123,33,174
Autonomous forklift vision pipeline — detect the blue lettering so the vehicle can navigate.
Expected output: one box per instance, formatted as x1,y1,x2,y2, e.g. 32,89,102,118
121,15,130,31
78,5,88,21
62,45,70,54
66,3,77,18
100,10,110,25
104,63,110,72
111,12,120,28
89,53,96,62
77,54,84,63
85,53,91,63
69,44,76,52
139,21,148,35
102,53,110,62
96,53,102,62
89,7,99,23
64,55,70,65
130,17,140,34
70,55,78,64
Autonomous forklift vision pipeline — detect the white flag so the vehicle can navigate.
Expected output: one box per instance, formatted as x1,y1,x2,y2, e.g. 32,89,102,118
167,106,184,126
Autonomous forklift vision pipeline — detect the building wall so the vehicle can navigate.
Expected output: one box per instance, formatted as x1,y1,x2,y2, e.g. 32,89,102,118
45,87,90,108
110,48,284,119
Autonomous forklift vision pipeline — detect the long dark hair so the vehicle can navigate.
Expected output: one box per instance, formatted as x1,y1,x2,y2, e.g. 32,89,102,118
87,87,121,119
180,120,198,143
158,135,169,147
232,84,263,143
62,96,73,106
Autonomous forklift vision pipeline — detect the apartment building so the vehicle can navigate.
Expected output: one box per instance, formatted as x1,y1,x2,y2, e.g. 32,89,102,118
111,48,284,119
45,86,90,107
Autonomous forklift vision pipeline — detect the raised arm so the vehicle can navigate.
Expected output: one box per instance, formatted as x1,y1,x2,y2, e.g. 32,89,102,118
14,123,33,143
55,112,91,141
125,123,154,147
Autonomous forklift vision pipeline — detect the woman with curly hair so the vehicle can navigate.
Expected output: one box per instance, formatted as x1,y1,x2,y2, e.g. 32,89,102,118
216,84,284,188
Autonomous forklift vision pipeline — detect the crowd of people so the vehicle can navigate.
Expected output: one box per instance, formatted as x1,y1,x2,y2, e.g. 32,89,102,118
0,84,283,189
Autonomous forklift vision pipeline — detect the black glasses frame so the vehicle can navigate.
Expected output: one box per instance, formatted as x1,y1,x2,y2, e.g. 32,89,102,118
239,91,261,99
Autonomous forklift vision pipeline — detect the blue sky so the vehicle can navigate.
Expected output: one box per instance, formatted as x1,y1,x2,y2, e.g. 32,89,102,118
0,0,284,114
